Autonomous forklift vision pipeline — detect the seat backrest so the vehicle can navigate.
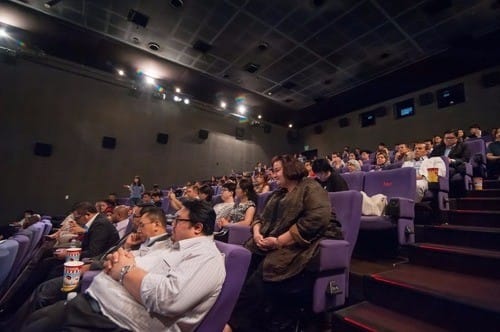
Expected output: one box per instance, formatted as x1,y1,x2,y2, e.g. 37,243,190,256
328,191,363,259
5,234,31,286
196,241,251,332
42,219,53,236
26,222,45,253
256,191,273,216
0,240,19,288
211,194,223,206
340,172,364,191
363,167,416,200
463,139,486,164
382,161,403,170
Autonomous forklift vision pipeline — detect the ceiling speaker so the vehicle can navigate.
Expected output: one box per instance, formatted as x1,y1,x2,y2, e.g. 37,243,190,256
235,127,245,140
313,125,323,134
127,9,149,27
34,142,52,157
102,136,116,149
156,133,169,144
419,92,434,106
481,71,500,88
338,118,350,128
198,129,209,140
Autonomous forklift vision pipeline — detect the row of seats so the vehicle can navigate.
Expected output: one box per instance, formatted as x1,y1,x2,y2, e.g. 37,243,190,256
0,219,52,300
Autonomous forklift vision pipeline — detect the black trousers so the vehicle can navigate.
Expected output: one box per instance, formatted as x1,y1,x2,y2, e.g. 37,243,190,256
228,255,315,332
21,293,128,332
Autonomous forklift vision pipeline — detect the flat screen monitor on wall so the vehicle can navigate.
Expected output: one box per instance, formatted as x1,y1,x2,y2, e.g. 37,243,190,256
437,83,466,109
360,111,376,127
394,98,415,119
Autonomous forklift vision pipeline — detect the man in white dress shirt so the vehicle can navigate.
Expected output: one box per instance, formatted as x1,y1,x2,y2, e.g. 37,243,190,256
21,200,226,332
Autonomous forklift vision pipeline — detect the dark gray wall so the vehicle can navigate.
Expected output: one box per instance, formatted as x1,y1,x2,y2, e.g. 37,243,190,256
302,66,500,155
0,59,295,220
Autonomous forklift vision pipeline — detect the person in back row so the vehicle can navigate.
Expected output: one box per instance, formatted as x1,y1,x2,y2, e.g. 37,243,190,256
21,200,225,332
312,158,348,192
217,178,257,228
402,142,429,202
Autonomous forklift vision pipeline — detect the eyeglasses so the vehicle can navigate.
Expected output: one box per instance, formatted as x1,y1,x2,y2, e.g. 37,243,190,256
444,136,457,140
173,217,191,225
137,221,156,228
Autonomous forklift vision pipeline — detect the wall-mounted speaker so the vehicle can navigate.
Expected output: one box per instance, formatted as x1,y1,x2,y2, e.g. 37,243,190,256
338,118,350,128
313,125,323,134
198,129,209,140
235,127,245,140
263,124,272,134
34,142,52,157
156,133,169,144
102,136,116,149
373,106,387,117
419,92,434,106
481,71,500,88
127,9,149,27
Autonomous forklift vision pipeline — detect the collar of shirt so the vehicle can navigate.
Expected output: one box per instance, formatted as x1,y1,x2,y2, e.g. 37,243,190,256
84,213,99,231
114,218,129,231
144,232,169,247
173,235,213,250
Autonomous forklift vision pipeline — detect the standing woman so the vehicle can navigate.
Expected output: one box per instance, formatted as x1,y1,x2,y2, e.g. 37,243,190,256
217,178,257,228
225,154,342,332
124,175,145,206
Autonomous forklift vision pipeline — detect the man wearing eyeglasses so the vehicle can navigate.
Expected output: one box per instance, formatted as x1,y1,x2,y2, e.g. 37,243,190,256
21,200,226,332
430,129,471,197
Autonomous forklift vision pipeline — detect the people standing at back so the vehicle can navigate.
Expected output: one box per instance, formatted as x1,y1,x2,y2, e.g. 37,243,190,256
124,175,145,206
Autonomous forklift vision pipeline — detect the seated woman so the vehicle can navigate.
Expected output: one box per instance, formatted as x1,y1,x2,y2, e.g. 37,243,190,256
225,154,342,332
372,151,391,171
217,178,257,228
346,159,361,172
253,172,270,194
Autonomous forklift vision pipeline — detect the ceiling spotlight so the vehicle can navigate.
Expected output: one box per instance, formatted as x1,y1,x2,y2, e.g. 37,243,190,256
44,0,62,8
173,95,182,102
117,69,125,76
258,115,262,119
0,29,9,38
288,124,293,128
267,92,272,96
145,76,155,85
237,104,247,114
183,98,190,104
175,87,181,93
220,101,227,109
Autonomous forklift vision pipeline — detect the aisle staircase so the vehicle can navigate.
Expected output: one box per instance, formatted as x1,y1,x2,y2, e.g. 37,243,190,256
333,180,500,331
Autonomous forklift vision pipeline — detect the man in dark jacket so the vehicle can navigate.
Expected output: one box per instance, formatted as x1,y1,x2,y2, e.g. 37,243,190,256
312,158,349,192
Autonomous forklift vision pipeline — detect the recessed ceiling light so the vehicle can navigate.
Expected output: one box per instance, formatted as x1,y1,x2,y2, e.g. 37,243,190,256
183,98,190,104
175,87,181,93
288,124,293,128
0,29,8,38
258,115,262,119
148,42,160,51
131,37,140,44
267,92,272,96
145,76,155,85
237,105,247,114
117,69,125,76
258,42,269,51
220,101,227,109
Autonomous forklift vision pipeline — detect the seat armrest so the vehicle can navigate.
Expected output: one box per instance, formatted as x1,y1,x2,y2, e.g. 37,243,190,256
317,240,350,271
226,224,251,246
386,197,414,219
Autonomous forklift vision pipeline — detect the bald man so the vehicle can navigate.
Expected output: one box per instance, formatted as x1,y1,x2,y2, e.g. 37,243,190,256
111,205,131,239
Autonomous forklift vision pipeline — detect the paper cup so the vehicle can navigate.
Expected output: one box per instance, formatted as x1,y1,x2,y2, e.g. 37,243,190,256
65,247,82,262
427,168,439,183
62,261,84,292
473,177,483,190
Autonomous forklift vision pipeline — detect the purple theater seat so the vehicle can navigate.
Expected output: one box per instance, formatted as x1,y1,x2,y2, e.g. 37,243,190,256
361,167,416,245
80,242,251,332
382,161,403,170
26,222,45,254
41,219,53,236
0,240,19,289
3,233,31,289
463,139,486,177
226,224,252,246
256,191,273,216
340,172,364,191
196,241,251,332
422,157,450,211
312,190,362,312
361,164,375,172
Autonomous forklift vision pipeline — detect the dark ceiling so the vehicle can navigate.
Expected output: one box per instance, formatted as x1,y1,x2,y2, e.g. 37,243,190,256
1,0,499,128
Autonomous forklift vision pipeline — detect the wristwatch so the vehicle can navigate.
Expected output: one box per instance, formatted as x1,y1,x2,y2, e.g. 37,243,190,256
119,264,135,284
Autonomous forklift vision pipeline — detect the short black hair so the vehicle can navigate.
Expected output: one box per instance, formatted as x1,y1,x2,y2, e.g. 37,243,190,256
312,158,333,173
198,184,214,202
72,201,97,214
183,199,215,235
141,207,167,228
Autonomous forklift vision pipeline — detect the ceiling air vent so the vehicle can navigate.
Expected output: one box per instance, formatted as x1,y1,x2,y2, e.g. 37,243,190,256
193,40,212,53
127,9,149,28
244,62,260,73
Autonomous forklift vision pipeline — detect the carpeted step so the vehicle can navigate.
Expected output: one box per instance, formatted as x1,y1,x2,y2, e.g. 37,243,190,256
484,180,500,190
363,265,500,331
446,210,500,227
333,301,448,332
415,224,500,251
450,197,500,211
466,189,500,198
408,242,500,278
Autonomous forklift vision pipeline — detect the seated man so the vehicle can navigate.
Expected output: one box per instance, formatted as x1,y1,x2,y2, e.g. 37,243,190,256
167,184,200,211
111,205,132,239
486,128,500,179
402,142,428,202
312,158,348,192
394,143,415,162
430,129,471,197
21,200,225,332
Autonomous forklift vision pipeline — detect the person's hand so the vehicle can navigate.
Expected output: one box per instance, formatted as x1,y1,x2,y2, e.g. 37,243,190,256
81,264,91,274
256,236,278,251
167,190,176,200
68,220,86,234
253,231,264,244
54,249,66,260
106,248,136,281
123,232,144,249
217,217,230,228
